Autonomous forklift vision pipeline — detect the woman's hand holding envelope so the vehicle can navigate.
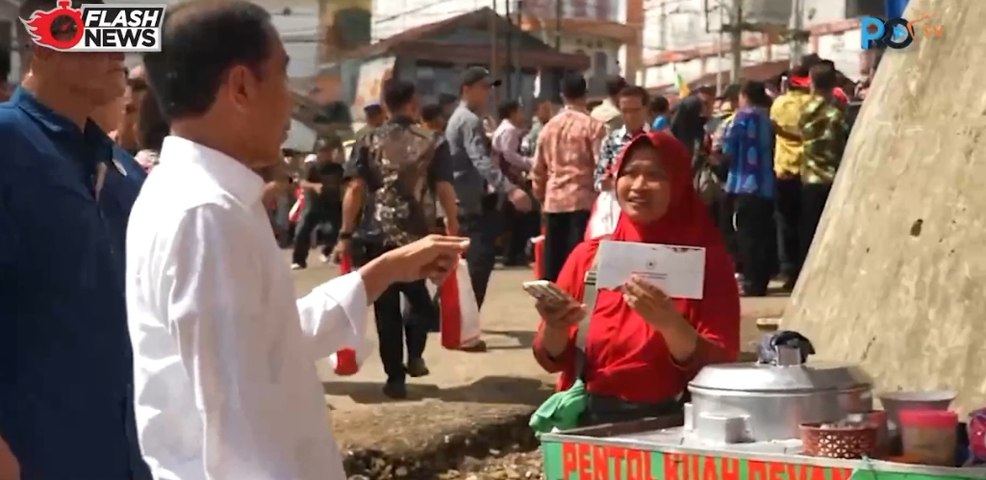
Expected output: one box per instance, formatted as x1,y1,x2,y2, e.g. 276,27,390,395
622,275,699,363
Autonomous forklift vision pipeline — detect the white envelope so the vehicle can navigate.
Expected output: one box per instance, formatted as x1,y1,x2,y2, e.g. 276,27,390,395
595,240,706,299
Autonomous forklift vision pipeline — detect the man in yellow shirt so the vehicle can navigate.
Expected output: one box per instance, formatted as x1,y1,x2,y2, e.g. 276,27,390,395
769,68,812,290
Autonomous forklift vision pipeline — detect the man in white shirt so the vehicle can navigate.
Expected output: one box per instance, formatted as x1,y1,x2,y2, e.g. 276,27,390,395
130,2,469,479
491,99,537,266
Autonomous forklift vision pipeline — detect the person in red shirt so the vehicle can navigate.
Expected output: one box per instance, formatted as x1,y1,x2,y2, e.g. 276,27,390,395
531,131,741,426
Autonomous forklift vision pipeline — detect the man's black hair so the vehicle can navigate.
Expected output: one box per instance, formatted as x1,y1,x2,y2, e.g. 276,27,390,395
800,53,822,70
605,75,628,97
143,0,273,120
739,80,771,108
421,103,444,123
497,99,521,122
137,89,170,151
649,95,670,114
810,62,838,91
694,84,716,97
382,78,416,114
438,93,457,108
560,73,587,100
718,83,742,102
618,85,648,105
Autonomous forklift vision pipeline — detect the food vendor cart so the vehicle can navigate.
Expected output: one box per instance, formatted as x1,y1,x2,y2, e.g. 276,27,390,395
540,420,985,480
539,348,986,480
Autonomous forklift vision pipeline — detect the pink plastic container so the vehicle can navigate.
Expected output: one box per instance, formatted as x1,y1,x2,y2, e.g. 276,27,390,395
899,410,958,466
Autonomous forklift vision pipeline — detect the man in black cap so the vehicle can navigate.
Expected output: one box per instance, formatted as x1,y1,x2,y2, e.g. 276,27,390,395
354,102,386,143
292,136,345,269
446,67,532,318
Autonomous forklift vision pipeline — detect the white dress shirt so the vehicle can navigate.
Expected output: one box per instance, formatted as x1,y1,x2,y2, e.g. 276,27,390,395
126,136,368,480
492,119,532,170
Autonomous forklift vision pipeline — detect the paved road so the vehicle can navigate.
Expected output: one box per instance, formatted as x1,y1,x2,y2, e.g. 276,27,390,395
289,253,788,412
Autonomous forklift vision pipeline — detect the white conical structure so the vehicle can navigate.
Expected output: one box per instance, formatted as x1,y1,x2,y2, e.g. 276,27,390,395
782,0,986,414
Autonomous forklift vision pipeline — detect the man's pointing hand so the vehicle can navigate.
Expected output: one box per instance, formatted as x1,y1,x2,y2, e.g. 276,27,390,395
358,235,470,303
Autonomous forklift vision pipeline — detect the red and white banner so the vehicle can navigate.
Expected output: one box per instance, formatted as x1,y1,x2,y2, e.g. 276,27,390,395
288,195,304,224
439,259,482,350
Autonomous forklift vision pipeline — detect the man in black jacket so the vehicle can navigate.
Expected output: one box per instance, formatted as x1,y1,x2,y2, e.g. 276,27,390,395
292,137,345,269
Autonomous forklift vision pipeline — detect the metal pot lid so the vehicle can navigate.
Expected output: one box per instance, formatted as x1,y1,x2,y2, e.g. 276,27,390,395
688,362,872,393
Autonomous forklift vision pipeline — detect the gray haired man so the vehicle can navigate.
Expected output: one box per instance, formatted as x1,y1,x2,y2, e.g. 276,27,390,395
445,67,532,319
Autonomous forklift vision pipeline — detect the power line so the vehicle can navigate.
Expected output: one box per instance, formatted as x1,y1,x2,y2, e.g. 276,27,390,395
372,0,464,24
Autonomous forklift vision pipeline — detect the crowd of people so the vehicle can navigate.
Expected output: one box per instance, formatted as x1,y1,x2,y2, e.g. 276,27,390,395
0,0,861,475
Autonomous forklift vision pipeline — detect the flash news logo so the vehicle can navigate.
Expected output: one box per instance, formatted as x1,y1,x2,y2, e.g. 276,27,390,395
21,1,165,52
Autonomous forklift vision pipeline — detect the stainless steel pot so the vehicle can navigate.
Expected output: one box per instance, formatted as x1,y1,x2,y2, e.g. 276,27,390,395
687,360,873,442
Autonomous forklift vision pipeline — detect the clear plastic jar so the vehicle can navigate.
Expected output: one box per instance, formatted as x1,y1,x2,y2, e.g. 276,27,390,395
899,410,958,466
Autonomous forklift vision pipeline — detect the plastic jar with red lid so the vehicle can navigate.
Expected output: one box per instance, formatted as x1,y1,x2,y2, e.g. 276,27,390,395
899,410,958,466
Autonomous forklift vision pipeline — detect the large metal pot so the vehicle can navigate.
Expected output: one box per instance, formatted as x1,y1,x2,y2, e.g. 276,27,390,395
687,360,873,442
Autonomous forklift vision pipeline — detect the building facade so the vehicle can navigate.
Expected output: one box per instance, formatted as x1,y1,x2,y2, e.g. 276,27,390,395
374,0,643,94
638,0,887,92
342,8,589,119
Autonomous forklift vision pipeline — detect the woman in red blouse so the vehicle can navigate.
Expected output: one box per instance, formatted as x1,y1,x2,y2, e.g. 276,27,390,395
532,131,741,426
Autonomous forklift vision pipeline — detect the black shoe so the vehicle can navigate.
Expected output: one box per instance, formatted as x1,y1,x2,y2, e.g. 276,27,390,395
459,339,488,352
406,358,430,377
382,382,407,400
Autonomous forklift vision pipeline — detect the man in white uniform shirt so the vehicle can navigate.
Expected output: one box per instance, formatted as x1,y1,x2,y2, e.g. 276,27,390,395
128,2,468,479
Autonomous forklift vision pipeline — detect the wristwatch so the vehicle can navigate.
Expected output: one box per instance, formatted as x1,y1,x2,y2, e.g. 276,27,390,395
338,232,353,241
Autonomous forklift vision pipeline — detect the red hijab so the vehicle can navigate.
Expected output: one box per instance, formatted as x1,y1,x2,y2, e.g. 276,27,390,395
535,131,740,403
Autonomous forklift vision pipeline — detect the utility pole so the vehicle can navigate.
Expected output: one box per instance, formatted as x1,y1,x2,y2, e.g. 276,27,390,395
715,5,724,96
789,0,805,68
505,0,513,97
729,0,742,83
515,0,523,99
554,0,562,51
491,0,499,102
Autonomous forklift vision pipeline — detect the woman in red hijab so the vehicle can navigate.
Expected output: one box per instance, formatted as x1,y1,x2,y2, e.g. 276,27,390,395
531,131,740,426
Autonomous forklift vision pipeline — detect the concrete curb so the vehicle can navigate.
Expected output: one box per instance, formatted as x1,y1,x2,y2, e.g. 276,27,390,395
342,409,538,478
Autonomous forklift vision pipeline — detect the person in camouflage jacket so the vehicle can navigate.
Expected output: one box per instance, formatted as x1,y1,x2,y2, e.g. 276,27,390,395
798,60,849,267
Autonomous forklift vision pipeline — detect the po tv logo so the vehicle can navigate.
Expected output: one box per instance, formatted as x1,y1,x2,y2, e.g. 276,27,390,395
860,15,944,50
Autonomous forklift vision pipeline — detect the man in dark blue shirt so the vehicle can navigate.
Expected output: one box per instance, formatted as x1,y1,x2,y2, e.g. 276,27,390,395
0,0,150,478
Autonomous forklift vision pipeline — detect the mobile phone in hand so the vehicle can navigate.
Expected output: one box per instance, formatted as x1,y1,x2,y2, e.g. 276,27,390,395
522,280,570,303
